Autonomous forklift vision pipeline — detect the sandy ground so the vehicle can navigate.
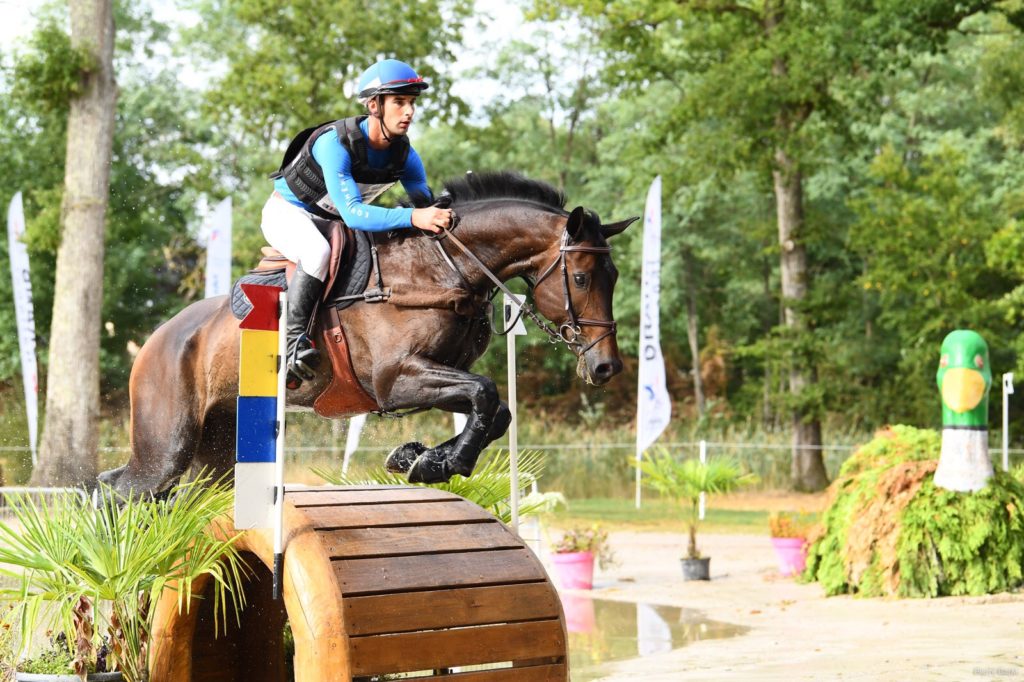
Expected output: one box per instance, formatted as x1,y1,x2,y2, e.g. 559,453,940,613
541,530,1024,681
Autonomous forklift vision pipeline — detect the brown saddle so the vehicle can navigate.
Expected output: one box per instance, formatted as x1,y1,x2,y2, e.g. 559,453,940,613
253,222,380,418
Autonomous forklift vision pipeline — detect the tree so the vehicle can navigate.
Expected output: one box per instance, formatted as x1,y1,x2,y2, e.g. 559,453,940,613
32,0,117,486
538,0,1018,490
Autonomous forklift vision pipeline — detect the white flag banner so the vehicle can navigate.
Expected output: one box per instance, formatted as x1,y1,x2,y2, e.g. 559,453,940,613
342,413,368,474
636,177,672,506
204,197,233,298
7,192,39,465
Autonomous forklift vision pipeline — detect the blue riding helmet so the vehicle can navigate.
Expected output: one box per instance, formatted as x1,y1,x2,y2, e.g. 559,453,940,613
357,60,429,100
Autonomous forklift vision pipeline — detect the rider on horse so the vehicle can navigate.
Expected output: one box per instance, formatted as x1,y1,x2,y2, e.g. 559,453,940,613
263,59,455,388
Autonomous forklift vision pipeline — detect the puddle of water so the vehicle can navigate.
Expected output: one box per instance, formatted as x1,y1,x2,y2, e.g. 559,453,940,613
563,593,748,681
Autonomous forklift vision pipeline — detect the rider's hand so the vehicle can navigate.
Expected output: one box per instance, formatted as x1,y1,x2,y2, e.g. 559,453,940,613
412,207,453,234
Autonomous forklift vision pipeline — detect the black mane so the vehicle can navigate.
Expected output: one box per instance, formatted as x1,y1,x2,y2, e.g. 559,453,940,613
442,171,566,213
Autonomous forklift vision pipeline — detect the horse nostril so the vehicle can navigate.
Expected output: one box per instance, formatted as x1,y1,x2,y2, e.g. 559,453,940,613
595,362,614,379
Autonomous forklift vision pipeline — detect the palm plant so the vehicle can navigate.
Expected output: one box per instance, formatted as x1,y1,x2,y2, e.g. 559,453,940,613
637,450,753,560
0,477,248,682
313,449,564,524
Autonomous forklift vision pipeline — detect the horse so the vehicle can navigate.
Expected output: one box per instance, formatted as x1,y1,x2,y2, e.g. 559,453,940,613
97,172,636,496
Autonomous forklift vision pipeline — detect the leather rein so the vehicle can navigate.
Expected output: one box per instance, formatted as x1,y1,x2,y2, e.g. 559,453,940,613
431,219,616,356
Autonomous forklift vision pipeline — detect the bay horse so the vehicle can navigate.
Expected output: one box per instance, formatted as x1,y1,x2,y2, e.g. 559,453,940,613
98,172,635,495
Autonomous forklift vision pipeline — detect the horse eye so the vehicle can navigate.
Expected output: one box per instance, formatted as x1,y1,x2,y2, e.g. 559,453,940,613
573,273,589,289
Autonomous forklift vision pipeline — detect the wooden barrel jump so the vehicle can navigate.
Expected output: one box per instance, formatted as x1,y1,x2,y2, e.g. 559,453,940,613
150,485,568,681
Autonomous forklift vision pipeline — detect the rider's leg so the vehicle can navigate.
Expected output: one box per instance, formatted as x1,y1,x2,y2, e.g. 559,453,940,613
260,193,330,387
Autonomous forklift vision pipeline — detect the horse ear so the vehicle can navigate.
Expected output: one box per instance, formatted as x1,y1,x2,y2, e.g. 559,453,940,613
565,206,586,241
602,216,639,238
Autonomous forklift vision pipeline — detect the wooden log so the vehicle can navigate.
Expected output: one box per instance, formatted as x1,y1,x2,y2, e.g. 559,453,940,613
319,521,520,558
302,499,492,529
349,620,566,676
344,583,561,636
334,548,545,596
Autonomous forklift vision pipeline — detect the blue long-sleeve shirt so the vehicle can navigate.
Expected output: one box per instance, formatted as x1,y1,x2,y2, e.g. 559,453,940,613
274,118,430,231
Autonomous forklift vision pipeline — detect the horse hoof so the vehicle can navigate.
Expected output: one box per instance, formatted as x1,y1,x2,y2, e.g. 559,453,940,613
407,454,450,484
385,442,428,474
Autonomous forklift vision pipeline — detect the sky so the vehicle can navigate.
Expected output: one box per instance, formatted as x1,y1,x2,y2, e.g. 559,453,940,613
0,0,526,108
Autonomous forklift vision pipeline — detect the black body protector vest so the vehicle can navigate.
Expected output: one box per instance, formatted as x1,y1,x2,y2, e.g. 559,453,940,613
270,115,410,220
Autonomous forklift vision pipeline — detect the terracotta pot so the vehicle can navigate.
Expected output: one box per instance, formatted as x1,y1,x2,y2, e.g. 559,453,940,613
680,556,710,581
550,550,595,589
770,536,808,576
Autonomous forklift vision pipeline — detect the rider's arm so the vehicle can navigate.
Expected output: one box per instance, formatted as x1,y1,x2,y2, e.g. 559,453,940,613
312,130,414,231
400,148,434,207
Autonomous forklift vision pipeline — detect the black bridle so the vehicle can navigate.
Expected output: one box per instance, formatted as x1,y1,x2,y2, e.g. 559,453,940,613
432,219,616,356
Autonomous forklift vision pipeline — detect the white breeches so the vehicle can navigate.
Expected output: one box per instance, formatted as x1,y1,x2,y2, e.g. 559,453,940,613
260,192,331,281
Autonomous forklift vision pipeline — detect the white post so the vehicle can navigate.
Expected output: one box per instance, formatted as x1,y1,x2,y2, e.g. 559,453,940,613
635,445,643,509
272,291,287,599
698,439,707,521
1003,373,1014,472
505,294,527,534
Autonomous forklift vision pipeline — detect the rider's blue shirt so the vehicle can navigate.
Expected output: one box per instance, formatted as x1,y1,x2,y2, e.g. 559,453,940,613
274,118,430,231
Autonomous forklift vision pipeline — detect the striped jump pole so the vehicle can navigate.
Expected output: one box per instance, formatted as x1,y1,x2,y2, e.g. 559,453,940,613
235,283,287,599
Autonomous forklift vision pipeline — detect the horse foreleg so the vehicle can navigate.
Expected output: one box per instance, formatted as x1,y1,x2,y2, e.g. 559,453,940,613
376,358,501,484
385,400,511,476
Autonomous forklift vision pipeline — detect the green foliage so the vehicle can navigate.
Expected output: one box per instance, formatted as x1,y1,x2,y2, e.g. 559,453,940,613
805,425,1024,597
11,13,94,116
898,475,1024,597
17,638,78,674
313,449,562,524
0,477,248,681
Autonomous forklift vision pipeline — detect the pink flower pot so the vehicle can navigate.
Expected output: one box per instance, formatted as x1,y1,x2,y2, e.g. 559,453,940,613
551,550,595,590
771,537,808,577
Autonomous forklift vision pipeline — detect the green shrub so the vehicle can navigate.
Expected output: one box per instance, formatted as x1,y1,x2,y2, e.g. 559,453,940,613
805,425,1024,597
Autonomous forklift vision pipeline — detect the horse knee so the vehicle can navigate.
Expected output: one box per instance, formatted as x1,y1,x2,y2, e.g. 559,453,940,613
469,378,499,414
486,403,511,441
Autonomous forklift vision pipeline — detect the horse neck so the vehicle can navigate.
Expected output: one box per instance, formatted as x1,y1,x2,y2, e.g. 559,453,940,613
451,202,563,289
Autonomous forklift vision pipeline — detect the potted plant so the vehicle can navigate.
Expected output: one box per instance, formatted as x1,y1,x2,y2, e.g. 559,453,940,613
549,525,615,590
637,450,753,580
768,511,817,577
0,477,248,682
12,633,120,682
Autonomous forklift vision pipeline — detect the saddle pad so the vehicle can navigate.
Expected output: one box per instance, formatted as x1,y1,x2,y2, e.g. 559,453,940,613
230,269,288,320
326,227,374,310
230,227,375,320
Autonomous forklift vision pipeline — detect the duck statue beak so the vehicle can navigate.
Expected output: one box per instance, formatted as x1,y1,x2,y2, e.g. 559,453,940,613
941,368,986,413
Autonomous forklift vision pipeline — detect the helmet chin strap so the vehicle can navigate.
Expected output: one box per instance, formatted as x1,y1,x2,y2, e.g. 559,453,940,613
374,94,394,143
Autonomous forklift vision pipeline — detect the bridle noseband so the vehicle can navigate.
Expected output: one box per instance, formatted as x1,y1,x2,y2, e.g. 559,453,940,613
431,218,616,356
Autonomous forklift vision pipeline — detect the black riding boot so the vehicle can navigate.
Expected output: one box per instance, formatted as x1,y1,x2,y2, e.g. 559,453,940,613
286,268,324,389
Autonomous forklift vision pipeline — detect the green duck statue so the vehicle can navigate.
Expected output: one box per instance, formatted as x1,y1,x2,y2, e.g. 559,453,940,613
933,329,994,492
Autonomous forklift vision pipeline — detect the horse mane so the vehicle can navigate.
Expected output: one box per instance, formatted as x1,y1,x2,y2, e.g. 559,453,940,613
442,171,567,213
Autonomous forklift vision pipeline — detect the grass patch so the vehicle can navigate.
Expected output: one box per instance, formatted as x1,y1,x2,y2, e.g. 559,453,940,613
550,497,768,534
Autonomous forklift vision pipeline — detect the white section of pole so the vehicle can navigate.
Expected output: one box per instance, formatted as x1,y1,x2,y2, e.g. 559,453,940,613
1003,373,1014,472
635,446,642,510
273,291,287,599
507,299,520,534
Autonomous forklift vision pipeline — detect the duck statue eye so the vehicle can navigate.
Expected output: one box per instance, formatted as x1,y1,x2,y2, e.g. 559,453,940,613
974,354,985,369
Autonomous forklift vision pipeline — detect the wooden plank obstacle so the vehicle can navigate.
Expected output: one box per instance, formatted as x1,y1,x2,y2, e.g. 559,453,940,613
150,485,569,681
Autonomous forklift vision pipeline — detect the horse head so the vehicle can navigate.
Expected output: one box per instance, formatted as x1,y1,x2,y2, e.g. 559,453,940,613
532,206,638,386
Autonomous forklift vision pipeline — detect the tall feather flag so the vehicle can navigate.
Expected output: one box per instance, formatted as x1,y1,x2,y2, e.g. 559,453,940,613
635,176,672,508
7,192,38,465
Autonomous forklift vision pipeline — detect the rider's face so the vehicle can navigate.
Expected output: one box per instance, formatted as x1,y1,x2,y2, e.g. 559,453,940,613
373,94,416,134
